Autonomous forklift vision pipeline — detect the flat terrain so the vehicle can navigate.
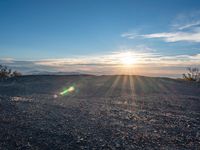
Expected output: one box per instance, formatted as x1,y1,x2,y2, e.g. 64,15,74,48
0,75,200,149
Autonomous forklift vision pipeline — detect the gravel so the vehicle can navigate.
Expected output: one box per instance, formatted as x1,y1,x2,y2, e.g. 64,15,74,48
0,75,199,149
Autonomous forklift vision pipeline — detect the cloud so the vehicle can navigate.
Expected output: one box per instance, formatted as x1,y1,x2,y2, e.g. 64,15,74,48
172,11,200,30
121,32,139,39
142,31,200,42
0,50,200,77
122,11,200,43
121,29,141,39
175,21,200,30
122,30,200,43
0,58,14,64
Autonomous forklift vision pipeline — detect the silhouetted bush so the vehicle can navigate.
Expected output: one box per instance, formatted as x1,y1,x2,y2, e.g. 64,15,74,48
183,67,200,82
0,65,22,81
11,71,22,77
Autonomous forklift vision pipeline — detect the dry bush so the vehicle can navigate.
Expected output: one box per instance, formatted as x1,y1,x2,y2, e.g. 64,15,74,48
11,71,22,77
183,67,200,82
0,65,22,80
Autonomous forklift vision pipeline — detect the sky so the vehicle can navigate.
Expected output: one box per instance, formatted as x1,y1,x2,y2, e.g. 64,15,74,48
0,0,200,77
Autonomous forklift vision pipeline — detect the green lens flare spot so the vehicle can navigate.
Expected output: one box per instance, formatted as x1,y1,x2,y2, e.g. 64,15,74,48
60,86,75,96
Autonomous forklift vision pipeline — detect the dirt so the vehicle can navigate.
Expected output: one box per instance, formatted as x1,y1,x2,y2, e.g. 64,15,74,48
0,75,199,149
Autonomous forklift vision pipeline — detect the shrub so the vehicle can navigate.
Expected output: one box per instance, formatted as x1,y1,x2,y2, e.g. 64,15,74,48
12,71,22,77
0,65,22,81
182,67,200,82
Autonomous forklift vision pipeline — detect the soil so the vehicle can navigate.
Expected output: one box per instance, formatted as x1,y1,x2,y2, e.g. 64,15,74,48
0,75,199,149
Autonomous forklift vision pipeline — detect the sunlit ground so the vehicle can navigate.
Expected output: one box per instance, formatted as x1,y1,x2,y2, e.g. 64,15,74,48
0,75,200,149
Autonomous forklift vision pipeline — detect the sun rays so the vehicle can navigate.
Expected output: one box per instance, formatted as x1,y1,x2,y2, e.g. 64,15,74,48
119,52,137,66
103,75,138,112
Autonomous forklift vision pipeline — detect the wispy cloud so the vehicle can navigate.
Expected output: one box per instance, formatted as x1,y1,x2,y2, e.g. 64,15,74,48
121,32,139,39
121,29,141,39
174,21,200,30
122,11,200,43
142,31,200,42
1,49,200,77
172,11,200,30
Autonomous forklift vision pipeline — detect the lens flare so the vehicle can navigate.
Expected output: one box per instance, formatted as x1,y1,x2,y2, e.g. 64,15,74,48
53,94,58,98
60,86,75,96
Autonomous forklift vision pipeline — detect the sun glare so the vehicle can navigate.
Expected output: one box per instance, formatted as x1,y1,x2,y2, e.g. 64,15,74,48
120,52,136,65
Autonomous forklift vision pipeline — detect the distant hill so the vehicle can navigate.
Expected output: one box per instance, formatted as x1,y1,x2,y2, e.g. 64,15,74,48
26,70,87,75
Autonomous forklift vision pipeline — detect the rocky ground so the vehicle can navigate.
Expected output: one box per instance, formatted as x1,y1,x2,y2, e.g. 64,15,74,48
0,75,199,149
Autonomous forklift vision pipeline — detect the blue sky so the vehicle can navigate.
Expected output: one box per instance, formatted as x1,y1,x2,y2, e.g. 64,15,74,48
0,0,200,77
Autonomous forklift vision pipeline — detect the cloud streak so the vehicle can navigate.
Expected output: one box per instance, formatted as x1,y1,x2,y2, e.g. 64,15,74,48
175,21,200,30
122,11,200,43
142,31,200,42
1,50,200,77
172,11,200,30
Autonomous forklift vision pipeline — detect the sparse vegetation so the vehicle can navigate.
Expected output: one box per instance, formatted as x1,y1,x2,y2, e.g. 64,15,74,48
0,65,22,80
11,70,22,77
183,67,200,82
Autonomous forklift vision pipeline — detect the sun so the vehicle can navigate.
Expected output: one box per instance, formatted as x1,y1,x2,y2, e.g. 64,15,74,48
120,52,136,65
121,56,135,65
